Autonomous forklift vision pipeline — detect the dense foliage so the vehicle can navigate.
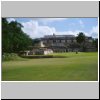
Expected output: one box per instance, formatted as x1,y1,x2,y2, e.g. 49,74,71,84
2,53,26,61
76,32,85,44
76,32,98,51
32,38,41,46
2,18,33,53
93,38,98,51
76,32,87,51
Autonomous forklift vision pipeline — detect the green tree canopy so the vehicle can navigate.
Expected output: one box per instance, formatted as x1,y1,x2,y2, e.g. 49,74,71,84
32,38,41,46
76,32,86,52
2,18,33,53
76,32,86,44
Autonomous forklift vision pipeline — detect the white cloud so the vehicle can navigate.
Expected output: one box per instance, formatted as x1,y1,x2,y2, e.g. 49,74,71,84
77,25,98,38
38,26,56,35
21,20,56,38
21,20,80,39
7,18,16,23
55,31,76,36
90,26,98,38
21,20,98,39
79,20,84,28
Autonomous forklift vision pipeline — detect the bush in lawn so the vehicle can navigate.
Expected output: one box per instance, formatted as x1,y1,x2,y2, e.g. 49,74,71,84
2,53,24,61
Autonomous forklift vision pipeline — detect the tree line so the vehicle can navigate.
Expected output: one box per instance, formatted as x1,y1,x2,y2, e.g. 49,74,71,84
2,18,33,54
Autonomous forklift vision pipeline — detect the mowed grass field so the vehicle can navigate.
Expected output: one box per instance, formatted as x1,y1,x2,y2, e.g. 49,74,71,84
2,52,98,81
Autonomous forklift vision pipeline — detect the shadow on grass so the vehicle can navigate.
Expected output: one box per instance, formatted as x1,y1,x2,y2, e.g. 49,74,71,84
20,55,69,59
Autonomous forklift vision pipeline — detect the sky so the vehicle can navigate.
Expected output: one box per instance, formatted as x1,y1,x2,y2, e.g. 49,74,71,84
7,18,98,39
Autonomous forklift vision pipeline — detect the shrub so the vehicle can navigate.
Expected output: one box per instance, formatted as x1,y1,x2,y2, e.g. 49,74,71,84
2,53,25,61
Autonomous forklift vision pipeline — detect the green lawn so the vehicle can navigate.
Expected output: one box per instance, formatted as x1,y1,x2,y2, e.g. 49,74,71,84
2,52,98,81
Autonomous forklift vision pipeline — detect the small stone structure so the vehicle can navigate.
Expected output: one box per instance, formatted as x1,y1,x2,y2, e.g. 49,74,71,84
19,50,30,56
19,48,53,56
19,41,53,56
34,48,53,55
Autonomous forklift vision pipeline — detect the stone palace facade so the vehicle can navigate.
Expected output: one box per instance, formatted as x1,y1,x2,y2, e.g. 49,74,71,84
39,34,96,52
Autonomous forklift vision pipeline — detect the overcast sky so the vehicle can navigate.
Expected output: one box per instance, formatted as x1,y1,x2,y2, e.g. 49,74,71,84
7,18,98,39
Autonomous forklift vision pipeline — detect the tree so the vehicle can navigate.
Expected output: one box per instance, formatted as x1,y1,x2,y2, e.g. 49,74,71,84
2,18,33,53
2,18,10,53
32,38,41,46
76,32,86,51
76,32,85,44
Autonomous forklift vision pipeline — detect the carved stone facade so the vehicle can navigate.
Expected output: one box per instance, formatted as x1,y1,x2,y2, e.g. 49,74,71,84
20,34,96,56
40,34,96,52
